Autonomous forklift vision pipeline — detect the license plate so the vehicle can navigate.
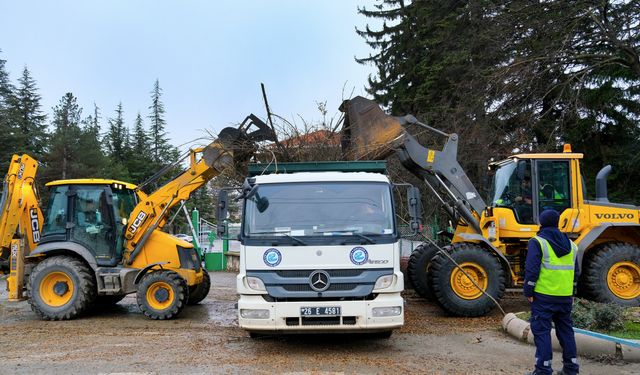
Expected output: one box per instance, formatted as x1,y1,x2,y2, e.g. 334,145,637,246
300,306,341,317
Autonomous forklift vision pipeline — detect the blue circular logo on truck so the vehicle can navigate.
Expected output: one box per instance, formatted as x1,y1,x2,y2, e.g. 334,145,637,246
263,248,282,267
350,247,368,265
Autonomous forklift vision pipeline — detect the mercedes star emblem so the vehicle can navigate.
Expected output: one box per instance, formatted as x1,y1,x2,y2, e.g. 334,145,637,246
309,270,331,292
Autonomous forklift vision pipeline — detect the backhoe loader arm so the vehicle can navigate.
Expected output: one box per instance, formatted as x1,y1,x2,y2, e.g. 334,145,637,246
0,154,43,270
123,115,275,264
339,96,485,233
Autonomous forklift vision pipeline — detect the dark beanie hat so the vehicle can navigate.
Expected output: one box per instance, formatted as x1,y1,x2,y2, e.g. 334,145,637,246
539,209,560,228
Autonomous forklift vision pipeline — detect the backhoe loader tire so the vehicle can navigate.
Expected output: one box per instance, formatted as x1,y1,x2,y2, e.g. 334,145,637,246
429,243,505,317
407,244,439,300
137,270,188,320
581,242,640,306
28,255,97,320
187,270,211,305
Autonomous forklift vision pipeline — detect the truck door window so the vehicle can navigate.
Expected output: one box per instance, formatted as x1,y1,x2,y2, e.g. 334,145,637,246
536,160,571,215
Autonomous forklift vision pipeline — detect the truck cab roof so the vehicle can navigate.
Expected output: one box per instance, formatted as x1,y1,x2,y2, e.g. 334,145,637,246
253,171,391,184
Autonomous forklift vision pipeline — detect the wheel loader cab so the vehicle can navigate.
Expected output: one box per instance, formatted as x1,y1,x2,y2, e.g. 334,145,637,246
42,179,138,267
488,152,578,233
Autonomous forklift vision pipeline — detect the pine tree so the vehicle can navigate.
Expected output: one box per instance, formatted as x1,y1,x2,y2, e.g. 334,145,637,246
106,103,127,162
45,92,83,179
12,66,48,160
0,51,17,172
125,112,154,183
148,79,172,164
77,103,109,178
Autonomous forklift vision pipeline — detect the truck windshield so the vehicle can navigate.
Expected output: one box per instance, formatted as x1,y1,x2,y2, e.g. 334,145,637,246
243,182,395,240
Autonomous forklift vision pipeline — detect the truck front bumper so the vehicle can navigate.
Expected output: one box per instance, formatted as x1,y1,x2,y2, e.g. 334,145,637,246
238,293,404,333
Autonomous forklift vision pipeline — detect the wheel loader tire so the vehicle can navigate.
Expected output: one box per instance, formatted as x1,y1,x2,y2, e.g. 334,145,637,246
137,270,188,320
407,244,439,300
187,270,211,305
429,243,505,317
581,242,640,306
28,255,97,320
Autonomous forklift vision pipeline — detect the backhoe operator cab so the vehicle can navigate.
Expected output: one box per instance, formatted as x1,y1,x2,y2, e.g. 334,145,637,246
42,180,139,266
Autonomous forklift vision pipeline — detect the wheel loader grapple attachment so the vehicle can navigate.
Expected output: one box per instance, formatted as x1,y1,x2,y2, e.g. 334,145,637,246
339,96,406,160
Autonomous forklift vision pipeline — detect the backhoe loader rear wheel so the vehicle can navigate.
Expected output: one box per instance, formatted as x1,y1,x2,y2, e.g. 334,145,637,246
28,255,97,320
407,244,439,300
581,242,640,306
187,270,211,305
429,243,505,317
137,270,188,320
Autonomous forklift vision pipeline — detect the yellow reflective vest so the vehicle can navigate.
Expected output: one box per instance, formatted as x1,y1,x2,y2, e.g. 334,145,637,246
532,236,577,297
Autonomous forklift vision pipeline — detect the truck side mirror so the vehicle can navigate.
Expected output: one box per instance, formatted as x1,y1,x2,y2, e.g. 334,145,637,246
216,190,229,238
407,186,423,235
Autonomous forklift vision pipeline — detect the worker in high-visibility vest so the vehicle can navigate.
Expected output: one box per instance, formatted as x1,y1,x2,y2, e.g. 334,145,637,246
524,209,580,375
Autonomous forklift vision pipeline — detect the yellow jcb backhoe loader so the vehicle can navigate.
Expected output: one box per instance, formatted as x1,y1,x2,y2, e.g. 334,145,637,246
340,96,640,317
0,115,274,320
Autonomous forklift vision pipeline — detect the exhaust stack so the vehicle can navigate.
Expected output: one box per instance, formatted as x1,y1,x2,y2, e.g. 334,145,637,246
595,165,612,203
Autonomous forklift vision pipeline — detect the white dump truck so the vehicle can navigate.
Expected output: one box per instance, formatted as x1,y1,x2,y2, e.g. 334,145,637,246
216,161,422,337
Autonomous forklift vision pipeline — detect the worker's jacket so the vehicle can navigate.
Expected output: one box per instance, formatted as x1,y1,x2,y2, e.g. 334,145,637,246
532,236,577,297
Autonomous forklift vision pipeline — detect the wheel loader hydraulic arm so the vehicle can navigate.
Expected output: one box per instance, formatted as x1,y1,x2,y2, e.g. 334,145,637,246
339,96,485,233
123,115,275,264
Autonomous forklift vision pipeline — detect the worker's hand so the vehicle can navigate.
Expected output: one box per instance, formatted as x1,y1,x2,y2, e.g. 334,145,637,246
514,196,522,203
527,296,534,303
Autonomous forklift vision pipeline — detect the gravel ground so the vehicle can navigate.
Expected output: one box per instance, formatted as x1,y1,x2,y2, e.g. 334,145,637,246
1,272,639,374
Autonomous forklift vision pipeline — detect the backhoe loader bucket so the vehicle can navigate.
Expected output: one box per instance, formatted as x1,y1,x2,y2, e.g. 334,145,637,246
203,114,276,174
339,96,406,160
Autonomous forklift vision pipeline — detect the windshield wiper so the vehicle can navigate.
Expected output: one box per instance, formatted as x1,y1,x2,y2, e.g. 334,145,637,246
249,231,307,245
313,229,377,244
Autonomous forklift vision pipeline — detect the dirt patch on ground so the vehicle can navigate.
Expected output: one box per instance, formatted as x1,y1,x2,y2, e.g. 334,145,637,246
1,273,638,374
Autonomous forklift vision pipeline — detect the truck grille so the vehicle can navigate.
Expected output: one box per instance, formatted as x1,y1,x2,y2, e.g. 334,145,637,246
247,268,393,299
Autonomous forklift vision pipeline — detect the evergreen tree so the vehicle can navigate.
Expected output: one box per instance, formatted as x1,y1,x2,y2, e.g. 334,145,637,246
106,103,127,163
12,66,48,160
148,79,172,164
78,103,109,178
45,93,82,179
0,51,17,172
126,112,154,183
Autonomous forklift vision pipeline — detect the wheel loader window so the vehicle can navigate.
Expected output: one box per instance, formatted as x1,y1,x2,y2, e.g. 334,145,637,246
536,160,571,215
490,160,534,224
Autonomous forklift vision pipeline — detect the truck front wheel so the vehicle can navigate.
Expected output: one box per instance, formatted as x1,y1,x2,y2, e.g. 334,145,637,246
429,243,505,317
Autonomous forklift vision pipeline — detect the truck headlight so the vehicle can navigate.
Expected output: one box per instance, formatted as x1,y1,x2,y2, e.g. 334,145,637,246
240,309,270,319
246,276,266,291
372,306,402,317
373,275,394,290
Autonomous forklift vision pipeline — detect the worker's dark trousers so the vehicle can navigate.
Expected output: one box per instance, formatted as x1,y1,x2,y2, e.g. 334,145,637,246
530,297,579,374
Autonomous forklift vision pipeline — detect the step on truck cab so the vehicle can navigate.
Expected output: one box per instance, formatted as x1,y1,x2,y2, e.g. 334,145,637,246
217,161,422,336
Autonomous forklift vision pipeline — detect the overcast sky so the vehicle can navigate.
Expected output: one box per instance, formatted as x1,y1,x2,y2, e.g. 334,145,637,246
0,0,377,151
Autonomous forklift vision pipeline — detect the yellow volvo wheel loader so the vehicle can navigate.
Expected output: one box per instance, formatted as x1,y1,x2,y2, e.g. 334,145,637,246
339,97,640,316
0,115,274,320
